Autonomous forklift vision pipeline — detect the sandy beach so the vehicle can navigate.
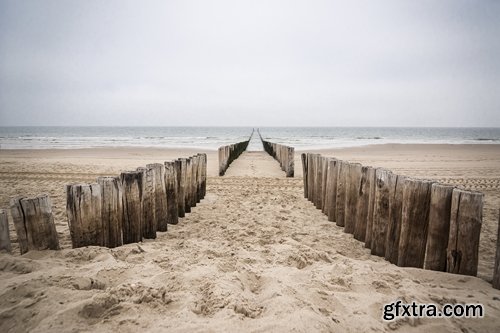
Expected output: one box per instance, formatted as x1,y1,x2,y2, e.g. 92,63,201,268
1,144,500,332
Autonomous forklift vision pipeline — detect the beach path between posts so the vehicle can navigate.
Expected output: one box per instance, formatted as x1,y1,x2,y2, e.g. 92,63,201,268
0,147,500,332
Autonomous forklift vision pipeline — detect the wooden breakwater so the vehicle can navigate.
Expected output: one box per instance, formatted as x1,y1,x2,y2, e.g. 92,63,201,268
258,130,294,177
218,130,253,176
302,153,488,280
2,154,207,253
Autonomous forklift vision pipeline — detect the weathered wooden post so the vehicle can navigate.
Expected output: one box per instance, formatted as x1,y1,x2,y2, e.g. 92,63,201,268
335,161,348,227
301,153,308,198
397,179,433,268
353,166,371,241
201,153,207,199
191,156,199,207
321,157,329,215
326,158,338,222
97,176,123,248
164,161,179,225
0,209,12,253
196,154,203,203
314,155,323,210
364,167,377,249
446,189,483,276
493,210,500,289
370,169,396,257
176,158,186,217
184,159,192,213
120,170,143,244
10,194,59,253
66,184,103,248
146,163,168,232
286,146,294,177
384,175,406,264
344,163,362,234
424,184,454,271
307,154,314,202
137,167,156,239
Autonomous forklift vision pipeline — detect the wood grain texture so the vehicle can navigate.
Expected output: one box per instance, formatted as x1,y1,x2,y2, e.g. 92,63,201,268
364,167,377,249
384,175,406,264
353,166,371,241
0,209,12,253
325,158,338,223
335,161,348,227
344,163,362,234
97,176,124,248
370,169,396,257
120,171,143,244
137,167,157,239
447,189,483,276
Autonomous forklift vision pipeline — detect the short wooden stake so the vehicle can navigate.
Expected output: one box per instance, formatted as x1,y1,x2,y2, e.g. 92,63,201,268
0,209,12,253
137,167,157,239
344,163,362,234
97,176,123,248
120,171,143,244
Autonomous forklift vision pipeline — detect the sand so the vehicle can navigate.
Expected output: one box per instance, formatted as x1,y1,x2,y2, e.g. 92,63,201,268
1,144,500,332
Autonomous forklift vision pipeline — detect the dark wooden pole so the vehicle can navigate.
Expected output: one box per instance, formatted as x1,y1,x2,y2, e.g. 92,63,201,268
344,163,362,234
164,161,179,225
424,183,454,271
137,167,157,239
446,189,483,276
176,158,186,217
384,175,406,264
353,166,371,241
120,171,143,244
0,209,12,253
146,163,168,232
335,161,348,227
364,167,377,249
370,169,396,257
97,176,123,248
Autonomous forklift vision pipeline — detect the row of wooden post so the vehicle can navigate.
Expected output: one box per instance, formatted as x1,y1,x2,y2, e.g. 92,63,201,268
218,131,253,176
301,153,486,279
258,130,294,177
0,154,207,254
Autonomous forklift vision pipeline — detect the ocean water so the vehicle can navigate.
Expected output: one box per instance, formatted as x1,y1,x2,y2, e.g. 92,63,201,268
0,127,499,150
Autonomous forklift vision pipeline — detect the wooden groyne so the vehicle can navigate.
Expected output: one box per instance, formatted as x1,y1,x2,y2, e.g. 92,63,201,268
218,131,253,176
258,130,294,177
3,154,207,253
302,153,487,280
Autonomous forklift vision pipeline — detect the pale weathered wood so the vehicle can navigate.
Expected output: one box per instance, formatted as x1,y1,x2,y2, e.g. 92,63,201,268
0,209,12,253
137,167,157,239
493,210,500,289
384,175,406,264
370,169,396,257
176,158,186,217
314,154,323,210
120,171,143,244
164,161,179,225
326,158,338,222
66,184,103,248
447,189,483,276
97,176,123,248
146,163,168,232
335,161,348,227
424,183,454,271
307,154,315,202
344,163,362,234
286,146,294,177
364,167,377,249
301,153,308,198
397,179,433,268
10,194,59,254
321,157,329,214
353,166,371,241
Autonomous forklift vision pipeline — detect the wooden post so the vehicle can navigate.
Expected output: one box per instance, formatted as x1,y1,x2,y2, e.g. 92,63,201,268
370,169,396,257
315,155,323,210
344,163,362,234
0,209,12,253
97,176,123,248
364,167,377,249
10,194,59,254
321,157,329,215
493,210,500,289
137,167,156,239
201,153,207,199
66,184,103,248
447,189,483,276
301,153,308,198
384,175,406,264
286,146,294,177
176,158,186,217
353,166,371,241
307,154,314,202
424,184,454,271
397,179,433,268
120,171,143,244
335,161,348,227
184,159,192,213
326,158,338,222
196,154,203,203
146,163,168,232
164,161,179,225
191,156,198,207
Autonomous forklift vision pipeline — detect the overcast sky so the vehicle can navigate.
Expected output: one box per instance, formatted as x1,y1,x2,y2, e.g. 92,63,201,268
0,0,499,127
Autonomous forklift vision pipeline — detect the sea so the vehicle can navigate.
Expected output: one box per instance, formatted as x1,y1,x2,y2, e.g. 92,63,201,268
0,127,499,151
